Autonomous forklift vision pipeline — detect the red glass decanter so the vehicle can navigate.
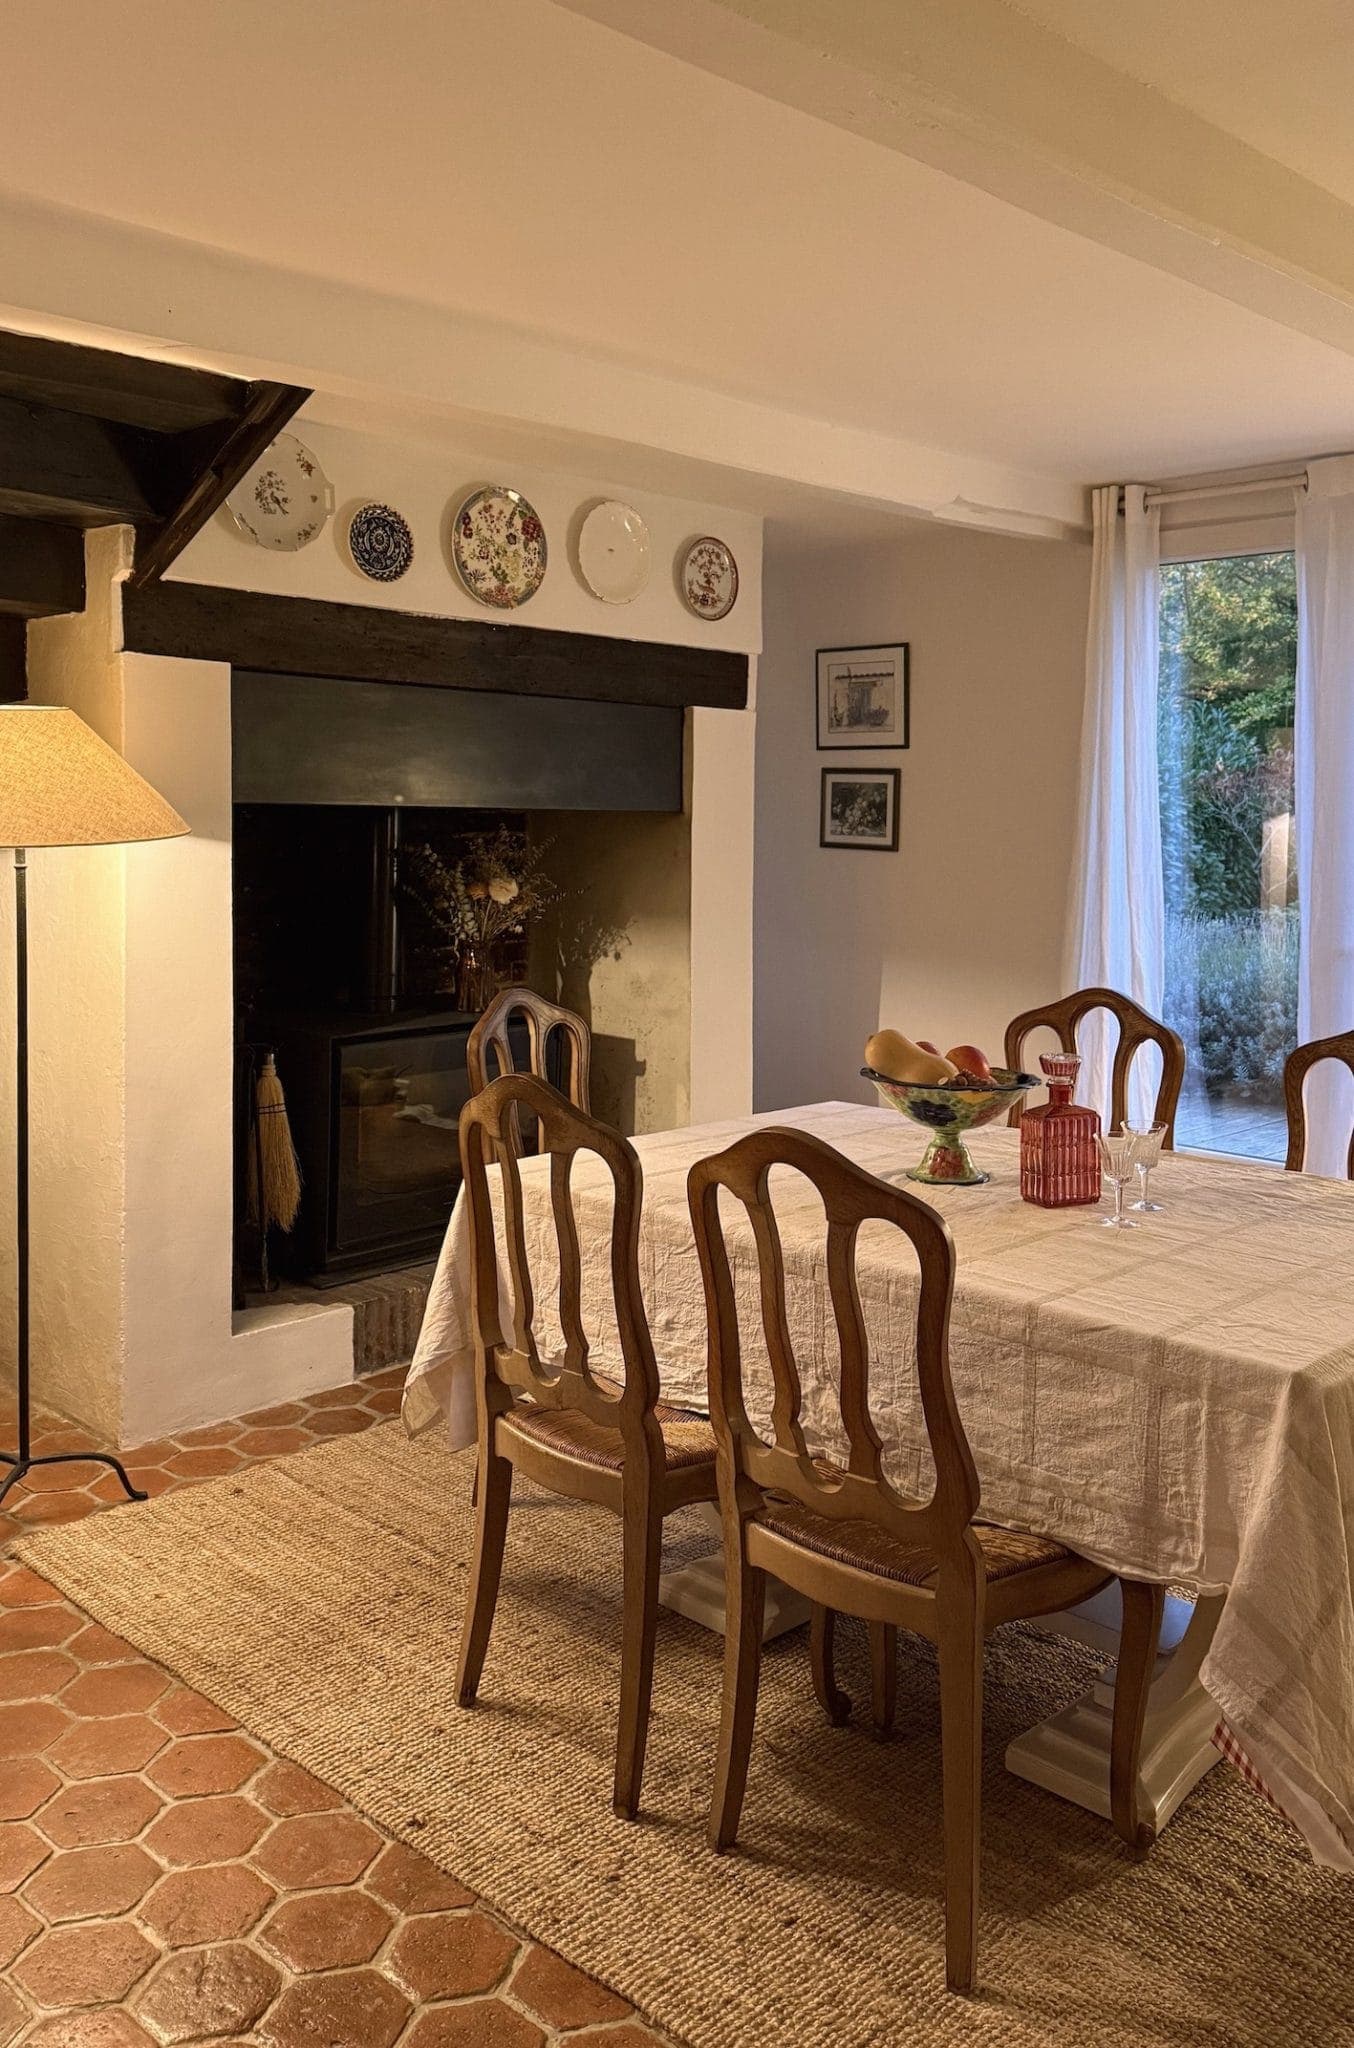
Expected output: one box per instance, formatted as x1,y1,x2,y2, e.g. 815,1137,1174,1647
1019,1053,1102,1207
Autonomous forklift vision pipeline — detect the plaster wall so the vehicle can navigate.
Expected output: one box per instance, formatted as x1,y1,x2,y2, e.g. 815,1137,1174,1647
753,524,1091,1112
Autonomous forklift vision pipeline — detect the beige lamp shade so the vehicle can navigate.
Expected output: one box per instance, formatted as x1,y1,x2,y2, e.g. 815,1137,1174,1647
0,705,188,848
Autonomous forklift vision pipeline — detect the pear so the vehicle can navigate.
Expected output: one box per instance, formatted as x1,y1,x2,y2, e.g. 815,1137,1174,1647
865,1029,958,1087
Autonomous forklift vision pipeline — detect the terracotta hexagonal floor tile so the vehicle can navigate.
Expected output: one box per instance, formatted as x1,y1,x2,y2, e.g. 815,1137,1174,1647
303,1386,365,1409
139,1863,275,1948
0,1820,49,1893
161,1447,244,1480
37,1775,163,1848
61,1663,171,1719
13,1917,159,2007
143,1794,269,1867
233,1426,312,1458
67,1622,139,1665
9,1489,95,1526
133,1943,281,2044
364,1841,475,1914
151,1687,237,1737
0,1891,41,1968
384,1909,518,2001
256,1968,410,2048
0,1982,26,2048
303,1409,371,1437
25,2013,158,2045
510,1943,633,2030
145,1733,263,1798
254,1760,342,1817
402,2004,545,2048
0,1604,79,1651
171,1421,244,1449
0,1567,62,1607
22,1842,160,1923
49,1713,168,1780
561,2028,671,2046
0,1699,71,1756
0,1647,79,1701
238,1401,308,1428
258,1886,393,1971
14,1457,109,1493
0,1755,60,1821
251,1810,381,1889
90,1467,177,1502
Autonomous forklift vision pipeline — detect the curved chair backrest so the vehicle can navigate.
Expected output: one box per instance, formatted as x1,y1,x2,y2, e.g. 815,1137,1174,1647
1283,1033,1354,1178
687,1125,978,1564
1004,986,1185,1145
466,985,592,1112
459,1071,661,1458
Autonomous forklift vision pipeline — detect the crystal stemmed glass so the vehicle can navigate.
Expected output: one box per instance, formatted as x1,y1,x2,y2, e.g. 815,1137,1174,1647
1096,1130,1141,1229
1129,1122,1168,1212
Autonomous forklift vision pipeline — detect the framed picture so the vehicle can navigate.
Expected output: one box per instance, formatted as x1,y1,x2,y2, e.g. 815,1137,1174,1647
816,642,909,750
820,767,900,852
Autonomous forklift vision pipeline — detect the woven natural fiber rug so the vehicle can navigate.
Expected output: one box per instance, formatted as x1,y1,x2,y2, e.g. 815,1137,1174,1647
17,1425,1353,2048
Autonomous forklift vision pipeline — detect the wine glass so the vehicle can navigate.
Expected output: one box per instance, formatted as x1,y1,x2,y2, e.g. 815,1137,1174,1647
1096,1130,1141,1229
1129,1122,1167,1212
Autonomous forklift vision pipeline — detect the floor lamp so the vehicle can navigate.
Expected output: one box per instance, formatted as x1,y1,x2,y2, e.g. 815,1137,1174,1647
0,704,188,1509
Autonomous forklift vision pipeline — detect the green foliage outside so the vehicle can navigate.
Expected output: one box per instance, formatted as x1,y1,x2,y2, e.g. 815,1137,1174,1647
1158,553,1298,1097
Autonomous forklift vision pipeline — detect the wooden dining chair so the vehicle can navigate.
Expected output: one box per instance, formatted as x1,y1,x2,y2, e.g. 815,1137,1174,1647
466,984,591,1111
455,1071,718,1819
687,1126,1164,1994
1283,1032,1354,1177
1004,986,1186,1145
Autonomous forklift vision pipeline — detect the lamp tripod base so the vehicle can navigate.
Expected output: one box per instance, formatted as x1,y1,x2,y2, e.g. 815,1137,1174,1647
0,1448,148,1511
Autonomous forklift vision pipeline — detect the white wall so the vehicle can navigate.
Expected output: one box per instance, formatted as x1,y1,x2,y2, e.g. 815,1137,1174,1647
753,523,1091,1111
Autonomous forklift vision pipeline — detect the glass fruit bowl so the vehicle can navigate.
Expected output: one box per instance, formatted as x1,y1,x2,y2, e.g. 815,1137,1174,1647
862,1065,1037,1186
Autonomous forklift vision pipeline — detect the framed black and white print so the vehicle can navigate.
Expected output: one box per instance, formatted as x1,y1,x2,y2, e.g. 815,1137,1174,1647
816,642,909,750
820,767,900,852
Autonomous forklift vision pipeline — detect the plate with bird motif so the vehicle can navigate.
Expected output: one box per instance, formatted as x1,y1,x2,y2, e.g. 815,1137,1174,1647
680,534,739,621
450,485,547,609
225,433,334,551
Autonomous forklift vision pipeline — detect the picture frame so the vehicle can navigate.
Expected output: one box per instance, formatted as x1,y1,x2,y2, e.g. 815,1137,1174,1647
820,766,900,852
816,642,909,750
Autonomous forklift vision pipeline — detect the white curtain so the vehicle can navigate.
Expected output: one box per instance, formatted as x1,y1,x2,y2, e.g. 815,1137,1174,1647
1294,456,1354,1176
1067,485,1164,1127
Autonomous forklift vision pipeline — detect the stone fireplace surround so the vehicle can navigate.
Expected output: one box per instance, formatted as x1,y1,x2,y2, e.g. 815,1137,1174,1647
4,528,757,1447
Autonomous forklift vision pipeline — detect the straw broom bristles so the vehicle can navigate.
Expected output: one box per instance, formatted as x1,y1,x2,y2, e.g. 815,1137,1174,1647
247,1051,302,1234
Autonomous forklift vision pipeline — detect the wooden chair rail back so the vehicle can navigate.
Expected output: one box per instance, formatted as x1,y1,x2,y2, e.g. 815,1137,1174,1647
1283,1032,1354,1178
466,985,592,1115
459,1072,660,1442
687,1125,978,1551
1003,985,1185,1145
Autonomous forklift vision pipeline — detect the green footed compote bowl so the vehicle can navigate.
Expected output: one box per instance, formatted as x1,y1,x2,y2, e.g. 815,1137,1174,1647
862,1065,1037,1186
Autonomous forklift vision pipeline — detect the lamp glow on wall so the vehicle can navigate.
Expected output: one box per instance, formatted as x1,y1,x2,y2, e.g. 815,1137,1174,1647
0,705,188,1506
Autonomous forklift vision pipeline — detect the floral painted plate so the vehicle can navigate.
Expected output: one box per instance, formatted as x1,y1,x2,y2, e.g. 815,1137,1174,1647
577,499,651,604
225,433,334,551
450,485,547,609
681,534,739,621
346,501,414,583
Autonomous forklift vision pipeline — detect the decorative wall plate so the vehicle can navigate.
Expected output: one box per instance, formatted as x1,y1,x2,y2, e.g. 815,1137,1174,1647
577,499,651,604
346,501,414,582
225,433,334,551
680,534,739,621
450,485,547,609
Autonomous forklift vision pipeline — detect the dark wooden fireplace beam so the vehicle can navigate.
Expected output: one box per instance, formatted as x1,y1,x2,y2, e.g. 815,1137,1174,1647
121,581,749,710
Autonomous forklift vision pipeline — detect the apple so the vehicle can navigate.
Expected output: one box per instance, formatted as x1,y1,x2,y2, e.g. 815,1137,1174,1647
945,1044,993,1083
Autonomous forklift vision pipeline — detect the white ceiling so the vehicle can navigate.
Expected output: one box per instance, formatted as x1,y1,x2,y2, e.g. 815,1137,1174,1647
0,0,1351,499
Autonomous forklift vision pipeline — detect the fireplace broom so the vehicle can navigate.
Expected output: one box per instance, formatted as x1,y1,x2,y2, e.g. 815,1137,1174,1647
247,1051,303,1258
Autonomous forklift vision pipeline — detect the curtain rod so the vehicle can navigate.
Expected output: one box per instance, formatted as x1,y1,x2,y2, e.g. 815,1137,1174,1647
1132,472,1308,510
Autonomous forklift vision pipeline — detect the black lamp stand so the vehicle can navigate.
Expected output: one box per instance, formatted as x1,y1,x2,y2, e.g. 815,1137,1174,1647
1,846,147,1509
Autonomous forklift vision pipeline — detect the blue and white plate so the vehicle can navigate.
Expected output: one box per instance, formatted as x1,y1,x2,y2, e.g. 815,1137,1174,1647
346,502,415,583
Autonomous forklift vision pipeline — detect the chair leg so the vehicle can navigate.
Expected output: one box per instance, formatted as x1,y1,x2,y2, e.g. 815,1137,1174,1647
709,1539,767,1852
1110,1578,1166,1852
613,1492,664,1821
454,1443,513,1708
809,1605,850,1726
870,1622,898,1740
936,1593,984,1995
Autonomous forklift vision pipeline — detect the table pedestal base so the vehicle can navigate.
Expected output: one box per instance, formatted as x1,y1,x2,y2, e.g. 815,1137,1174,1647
1006,1585,1225,1832
660,1506,811,1642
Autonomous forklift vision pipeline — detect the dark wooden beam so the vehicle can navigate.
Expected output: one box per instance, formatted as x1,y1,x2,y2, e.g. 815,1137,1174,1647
0,393,164,526
0,616,26,702
129,380,310,589
0,516,84,618
0,328,243,432
122,582,750,711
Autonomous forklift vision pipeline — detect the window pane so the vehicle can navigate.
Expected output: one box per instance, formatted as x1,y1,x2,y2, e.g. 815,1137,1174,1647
1158,552,1297,1162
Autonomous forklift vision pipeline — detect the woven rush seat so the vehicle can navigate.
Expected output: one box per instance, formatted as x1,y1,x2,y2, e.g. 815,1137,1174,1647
758,1492,1071,1588
501,1397,717,1473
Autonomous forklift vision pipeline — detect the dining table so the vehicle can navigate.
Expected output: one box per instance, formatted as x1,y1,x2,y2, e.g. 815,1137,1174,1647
402,1099,1354,1873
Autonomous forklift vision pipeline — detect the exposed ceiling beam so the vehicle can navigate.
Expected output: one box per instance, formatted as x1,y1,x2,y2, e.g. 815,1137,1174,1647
556,0,1354,364
0,325,243,431
0,515,85,618
0,390,162,526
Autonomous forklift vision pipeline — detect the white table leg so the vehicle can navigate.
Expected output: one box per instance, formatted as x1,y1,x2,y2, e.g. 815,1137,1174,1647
659,1504,811,1642
1005,1585,1226,1833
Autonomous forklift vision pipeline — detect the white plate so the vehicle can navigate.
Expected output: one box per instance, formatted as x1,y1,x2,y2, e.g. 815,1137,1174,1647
226,433,334,551
681,534,739,621
577,500,651,604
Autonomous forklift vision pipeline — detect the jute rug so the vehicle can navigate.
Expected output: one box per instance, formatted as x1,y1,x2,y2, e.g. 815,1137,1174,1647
17,1426,1353,2048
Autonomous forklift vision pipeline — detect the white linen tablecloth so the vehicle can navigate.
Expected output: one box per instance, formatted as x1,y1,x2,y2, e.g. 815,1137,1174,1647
403,1100,1354,1871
